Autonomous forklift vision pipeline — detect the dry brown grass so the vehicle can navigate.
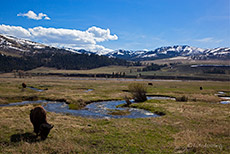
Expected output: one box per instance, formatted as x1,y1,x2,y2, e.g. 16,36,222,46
27,66,144,75
0,76,229,153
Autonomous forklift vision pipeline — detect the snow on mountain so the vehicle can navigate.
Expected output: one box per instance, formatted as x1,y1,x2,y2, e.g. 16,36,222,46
191,47,230,60
0,34,229,61
2,34,45,48
0,34,46,55
99,45,229,61
0,34,68,56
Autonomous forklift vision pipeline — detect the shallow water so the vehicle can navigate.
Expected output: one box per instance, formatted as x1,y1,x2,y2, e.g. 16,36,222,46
85,89,93,92
215,92,230,104
0,95,177,118
0,100,159,119
0,96,176,118
220,97,230,100
28,87,44,92
220,101,230,104
45,100,159,118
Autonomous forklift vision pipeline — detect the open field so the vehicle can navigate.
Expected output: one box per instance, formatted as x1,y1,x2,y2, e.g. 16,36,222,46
27,66,145,75
0,77,230,153
24,59,230,81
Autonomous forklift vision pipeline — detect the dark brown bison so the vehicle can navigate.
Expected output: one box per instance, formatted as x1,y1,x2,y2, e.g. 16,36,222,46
148,83,153,86
22,83,27,88
30,106,54,140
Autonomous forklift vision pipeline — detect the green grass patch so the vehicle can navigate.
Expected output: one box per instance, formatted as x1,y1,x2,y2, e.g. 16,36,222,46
68,103,81,110
130,101,167,116
108,109,131,116
0,77,229,153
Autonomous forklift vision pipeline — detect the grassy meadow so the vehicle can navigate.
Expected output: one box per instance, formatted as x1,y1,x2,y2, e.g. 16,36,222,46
27,66,145,75
0,75,229,153
26,60,230,81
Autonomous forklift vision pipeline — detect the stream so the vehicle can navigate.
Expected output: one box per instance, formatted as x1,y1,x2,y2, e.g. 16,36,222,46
0,99,162,119
5,86,174,118
1,91,228,119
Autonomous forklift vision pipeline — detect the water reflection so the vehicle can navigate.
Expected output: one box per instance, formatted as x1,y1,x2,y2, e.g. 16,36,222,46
0,100,159,119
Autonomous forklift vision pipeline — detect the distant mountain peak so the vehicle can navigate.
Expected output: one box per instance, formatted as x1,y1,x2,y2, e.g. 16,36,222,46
0,34,229,61
95,45,229,61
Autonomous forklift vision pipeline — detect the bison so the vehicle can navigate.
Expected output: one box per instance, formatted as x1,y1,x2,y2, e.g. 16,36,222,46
22,83,27,88
148,83,153,86
30,106,54,140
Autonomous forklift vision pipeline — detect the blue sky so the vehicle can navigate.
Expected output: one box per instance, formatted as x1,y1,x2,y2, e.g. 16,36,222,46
0,0,229,52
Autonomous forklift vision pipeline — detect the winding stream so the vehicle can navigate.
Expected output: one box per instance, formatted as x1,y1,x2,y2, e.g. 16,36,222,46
0,99,160,119
0,96,177,118
1,91,228,119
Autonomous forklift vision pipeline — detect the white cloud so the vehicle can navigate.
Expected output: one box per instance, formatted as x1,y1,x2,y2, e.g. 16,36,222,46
195,37,222,43
17,10,51,20
0,24,31,38
87,26,118,42
0,24,118,52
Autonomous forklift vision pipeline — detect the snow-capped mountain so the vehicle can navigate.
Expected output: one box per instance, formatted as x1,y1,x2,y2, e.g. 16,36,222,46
0,34,129,73
0,34,44,54
0,34,68,56
0,34,229,61
101,45,230,61
191,47,230,60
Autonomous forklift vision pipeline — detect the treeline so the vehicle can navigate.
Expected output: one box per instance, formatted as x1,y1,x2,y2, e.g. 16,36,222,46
142,63,167,71
203,67,229,74
0,52,129,73
0,54,41,72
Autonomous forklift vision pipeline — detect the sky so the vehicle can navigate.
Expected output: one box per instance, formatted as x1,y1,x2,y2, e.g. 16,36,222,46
0,0,229,52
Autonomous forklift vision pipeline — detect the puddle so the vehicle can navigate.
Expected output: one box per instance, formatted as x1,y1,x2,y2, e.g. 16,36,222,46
220,97,230,100
28,87,44,92
215,91,226,96
215,92,230,104
0,100,159,119
220,101,230,104
85,89,93,92
219,96,230,104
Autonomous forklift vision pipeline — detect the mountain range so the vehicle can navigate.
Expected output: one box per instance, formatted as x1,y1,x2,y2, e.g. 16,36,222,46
82,46,230,61
0,34,128,72
0,34,229,61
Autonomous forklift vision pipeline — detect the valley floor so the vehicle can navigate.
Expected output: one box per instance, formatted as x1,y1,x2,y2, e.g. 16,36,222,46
0,76,229,153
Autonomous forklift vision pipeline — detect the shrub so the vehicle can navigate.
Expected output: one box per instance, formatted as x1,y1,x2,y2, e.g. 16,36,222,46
128,83,147,102
123,96,132,107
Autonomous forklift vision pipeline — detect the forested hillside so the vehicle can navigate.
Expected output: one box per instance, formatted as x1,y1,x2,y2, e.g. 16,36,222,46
0,52,129,73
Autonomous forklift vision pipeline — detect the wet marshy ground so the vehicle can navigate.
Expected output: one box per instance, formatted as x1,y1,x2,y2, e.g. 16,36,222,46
0,96,176,118
0,99,160,119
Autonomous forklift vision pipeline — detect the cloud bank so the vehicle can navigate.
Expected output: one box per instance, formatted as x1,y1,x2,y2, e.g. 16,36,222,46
17,10,50,20
0,24,118,52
